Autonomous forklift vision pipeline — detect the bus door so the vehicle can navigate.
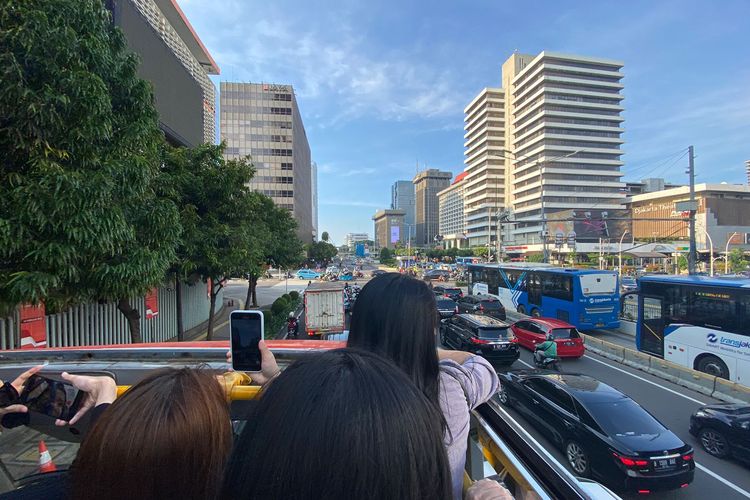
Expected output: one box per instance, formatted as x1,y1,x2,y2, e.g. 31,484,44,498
640,296,665,357
527,272,542,307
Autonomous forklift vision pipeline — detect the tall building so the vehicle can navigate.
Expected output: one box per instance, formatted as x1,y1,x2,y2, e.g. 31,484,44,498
391,180,416,233
372,210,405,250
107,0,219,146
746,160,750,186
311,161,318,241
464,51,626,249
438,172,468,248
345,232,370,249
413,169,452,246
220,82,314,242
463,88,506,248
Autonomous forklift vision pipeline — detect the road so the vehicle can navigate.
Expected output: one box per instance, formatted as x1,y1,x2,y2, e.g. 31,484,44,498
491,340,750,499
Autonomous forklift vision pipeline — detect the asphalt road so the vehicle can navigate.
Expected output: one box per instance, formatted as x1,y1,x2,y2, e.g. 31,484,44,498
492,348,750,499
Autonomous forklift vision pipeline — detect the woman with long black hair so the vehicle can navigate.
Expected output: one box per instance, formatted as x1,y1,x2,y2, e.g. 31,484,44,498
347,272,499,499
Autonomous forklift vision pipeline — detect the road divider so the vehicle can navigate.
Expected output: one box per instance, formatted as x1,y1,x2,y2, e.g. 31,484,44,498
580,333,750,404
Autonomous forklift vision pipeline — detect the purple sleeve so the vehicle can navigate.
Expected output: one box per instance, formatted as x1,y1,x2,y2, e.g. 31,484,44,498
439,355,499,409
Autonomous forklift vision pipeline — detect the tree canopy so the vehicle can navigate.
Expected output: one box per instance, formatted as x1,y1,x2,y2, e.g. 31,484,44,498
307,241,338,266
0,0,180,322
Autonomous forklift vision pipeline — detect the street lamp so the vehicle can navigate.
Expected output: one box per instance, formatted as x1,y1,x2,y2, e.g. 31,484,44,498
703,228,714,276
725,232,738,275
618,230,632,276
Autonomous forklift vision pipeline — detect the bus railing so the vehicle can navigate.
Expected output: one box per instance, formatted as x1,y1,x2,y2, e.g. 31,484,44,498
0,342,619,498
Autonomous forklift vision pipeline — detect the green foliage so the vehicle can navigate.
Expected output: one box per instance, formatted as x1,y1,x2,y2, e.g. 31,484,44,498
527,254,545,263
289,290,299,300
307,241,337,265
728,248,748,273
271,296,288,316
0,0,179,314
472,247,488,257
379,247,393,261
321,231,330,242
676,255,688,272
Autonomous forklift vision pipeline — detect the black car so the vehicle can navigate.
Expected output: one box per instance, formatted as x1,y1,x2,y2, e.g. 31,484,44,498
423,269,451,280
436,298,458,318
370,269,387,277
690,403,750,462
434,286,463,301
497,371,695,492
439,314,519,365
456,295,506,320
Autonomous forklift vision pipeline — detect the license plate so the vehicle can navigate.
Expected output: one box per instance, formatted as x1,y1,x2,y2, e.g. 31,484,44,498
652,458,677,471
596,322,605,327
493,344,507,351
565,341,575,346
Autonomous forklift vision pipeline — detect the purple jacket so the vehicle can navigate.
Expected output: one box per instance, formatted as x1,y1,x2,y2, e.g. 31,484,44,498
439,355,499,499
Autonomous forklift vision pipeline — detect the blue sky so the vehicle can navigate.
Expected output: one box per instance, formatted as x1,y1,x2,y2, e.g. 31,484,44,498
180,0,750,245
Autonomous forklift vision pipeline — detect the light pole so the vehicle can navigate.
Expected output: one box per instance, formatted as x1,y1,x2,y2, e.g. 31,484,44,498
725,232,738,274
618,230,631,276
703,228,714,276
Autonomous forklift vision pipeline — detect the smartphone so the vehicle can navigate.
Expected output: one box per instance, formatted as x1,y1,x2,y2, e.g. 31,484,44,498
19,374,86,421
230,310,264,372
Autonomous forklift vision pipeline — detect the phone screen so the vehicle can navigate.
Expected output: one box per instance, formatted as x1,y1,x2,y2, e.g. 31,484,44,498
19,375,84,421
230,311,264,371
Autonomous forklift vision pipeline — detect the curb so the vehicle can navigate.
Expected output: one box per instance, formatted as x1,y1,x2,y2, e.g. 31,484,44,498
581,333,750,404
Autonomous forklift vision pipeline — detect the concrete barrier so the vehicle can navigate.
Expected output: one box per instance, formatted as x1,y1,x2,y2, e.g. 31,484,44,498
621,348,652,371
645,358,684,386
712,377,750,404
676,367,717,398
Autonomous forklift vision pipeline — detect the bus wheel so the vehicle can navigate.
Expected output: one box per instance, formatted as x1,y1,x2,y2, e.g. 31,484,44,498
696,355,729,379
517,305,526,315
531,308,541,318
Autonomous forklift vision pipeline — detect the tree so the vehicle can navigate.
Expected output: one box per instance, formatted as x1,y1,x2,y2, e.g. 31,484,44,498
379,247,392,262
307,241,338,266
321,231,330,242
728,248,747,273
0,0,180,341
472,247,488,258
527,254,545,263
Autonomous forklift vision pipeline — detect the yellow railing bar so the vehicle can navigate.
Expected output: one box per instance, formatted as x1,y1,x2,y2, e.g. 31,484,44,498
115,372,263,400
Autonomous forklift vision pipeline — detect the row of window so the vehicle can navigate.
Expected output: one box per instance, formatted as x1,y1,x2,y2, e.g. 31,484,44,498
547,93,621,106
259,190,294,198
222,119,292,129
469,268,574,301
546,185,622,193
221,105,292,115
245,134,292,143
515,117,621,139
253,176,294,184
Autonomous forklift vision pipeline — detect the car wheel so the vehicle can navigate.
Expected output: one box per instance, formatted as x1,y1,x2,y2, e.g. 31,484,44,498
497,383,512,406
696,355,730,379
517,304,526,315
565,441,590,477
699,428,730,458
439,329,447,347
531,308,541,318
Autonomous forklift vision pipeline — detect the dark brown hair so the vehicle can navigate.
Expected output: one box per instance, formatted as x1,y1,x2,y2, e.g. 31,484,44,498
72,368,232,500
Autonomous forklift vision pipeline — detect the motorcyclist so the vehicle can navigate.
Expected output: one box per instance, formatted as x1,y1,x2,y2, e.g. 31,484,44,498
534,333,558,366
287,312,299,338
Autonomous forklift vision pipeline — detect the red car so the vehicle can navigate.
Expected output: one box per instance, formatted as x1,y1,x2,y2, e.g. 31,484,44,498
510,318,584,358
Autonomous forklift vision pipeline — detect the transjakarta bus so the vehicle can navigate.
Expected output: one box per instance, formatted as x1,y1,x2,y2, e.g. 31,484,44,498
636,275,750,383
467,264,620,330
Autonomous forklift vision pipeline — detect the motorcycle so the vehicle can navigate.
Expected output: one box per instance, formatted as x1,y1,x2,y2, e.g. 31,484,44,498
533,353,561,372
287,318,299,339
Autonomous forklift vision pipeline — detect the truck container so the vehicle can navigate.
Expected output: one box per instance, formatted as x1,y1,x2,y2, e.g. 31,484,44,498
304,282,346,337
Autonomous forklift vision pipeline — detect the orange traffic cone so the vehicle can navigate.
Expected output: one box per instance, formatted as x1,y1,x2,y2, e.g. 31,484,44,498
38,440,57,473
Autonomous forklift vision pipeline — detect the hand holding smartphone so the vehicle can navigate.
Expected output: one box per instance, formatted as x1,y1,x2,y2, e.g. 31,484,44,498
19,374,86,421
230,310,264,372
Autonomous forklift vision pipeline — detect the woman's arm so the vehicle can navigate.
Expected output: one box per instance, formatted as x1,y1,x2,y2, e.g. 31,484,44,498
436,348,472,364
439,354,499,410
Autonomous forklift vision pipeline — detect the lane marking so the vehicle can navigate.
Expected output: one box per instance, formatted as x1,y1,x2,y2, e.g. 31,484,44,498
695,462,750,498
517,359,534,369
583,354,707,405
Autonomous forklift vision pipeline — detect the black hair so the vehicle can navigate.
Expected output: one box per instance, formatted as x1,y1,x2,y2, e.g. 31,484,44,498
221,348,451,500
347,273,441,405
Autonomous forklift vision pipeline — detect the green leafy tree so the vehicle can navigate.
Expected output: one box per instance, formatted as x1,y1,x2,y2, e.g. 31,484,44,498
527,254,545,263
321,231,330,242
379,247,393,262
728,248,747,273
472,247,488,258
0,0,180,341
307,241,338,266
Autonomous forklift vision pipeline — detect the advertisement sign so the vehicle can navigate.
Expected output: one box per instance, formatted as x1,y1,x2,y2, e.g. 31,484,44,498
145,288,159,320
19,303,46,349
390,226,400,244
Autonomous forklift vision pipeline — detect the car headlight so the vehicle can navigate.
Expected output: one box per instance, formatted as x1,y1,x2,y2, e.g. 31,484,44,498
740,421,750,430
694,410,708,418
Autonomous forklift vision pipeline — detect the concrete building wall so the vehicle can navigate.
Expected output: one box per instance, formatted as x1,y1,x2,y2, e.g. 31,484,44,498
373,210,405,250
220,82,313,243
391,180,416,231
413,170,452,246
438,173,466,248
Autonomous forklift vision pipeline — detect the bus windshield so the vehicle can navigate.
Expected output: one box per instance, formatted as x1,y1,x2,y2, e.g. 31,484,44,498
579,274,618,296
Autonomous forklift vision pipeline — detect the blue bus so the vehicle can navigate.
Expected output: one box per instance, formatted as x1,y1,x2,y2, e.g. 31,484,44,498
635,275,750,382
456,256,481,266
467,264,620,330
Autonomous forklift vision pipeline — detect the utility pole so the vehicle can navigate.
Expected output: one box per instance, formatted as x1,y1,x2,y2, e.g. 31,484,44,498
687,145,697,275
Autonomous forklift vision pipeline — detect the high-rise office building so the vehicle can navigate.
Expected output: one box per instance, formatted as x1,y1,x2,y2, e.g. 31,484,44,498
372,210,405,250
463,88,505,247
107,0,219,146
438,172,467,248
311,161,318,241
746,160,750,186
391,180,416,235
464,51,625,247
345,232,370,249
413,169,452,246
220,82,314,242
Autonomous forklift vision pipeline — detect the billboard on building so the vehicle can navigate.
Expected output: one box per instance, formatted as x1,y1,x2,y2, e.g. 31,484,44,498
390,226,400,244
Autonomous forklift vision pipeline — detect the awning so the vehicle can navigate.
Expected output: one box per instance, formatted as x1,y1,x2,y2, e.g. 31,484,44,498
626,251,668,258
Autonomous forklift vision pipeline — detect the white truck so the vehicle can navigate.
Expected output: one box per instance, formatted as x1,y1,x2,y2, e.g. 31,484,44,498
304,282,346,337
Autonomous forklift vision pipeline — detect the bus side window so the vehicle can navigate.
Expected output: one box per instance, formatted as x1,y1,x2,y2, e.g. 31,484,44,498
738,294,750,336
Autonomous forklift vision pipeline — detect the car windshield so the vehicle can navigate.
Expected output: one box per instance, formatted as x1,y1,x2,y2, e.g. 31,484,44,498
549,328,579,339
480,300,501,309
477,327,512,340
436,299,455,308
585,399,666,437
445,288,460,293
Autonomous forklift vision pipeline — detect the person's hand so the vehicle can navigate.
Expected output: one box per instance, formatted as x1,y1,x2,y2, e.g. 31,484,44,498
0,365,43,417
465,479,514,500
55,373,117,426
225,340,280,386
